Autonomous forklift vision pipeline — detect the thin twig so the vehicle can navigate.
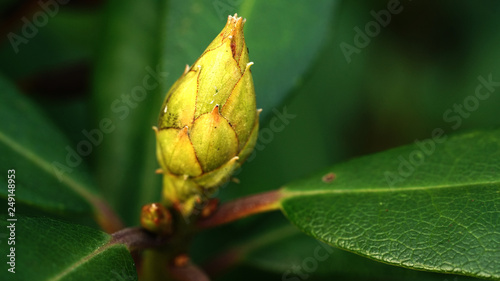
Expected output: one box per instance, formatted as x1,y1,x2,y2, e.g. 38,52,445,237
196,190,282,229
111,227,169,251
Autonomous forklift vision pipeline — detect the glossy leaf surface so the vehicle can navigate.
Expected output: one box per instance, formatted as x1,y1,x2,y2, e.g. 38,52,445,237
281,130,500,280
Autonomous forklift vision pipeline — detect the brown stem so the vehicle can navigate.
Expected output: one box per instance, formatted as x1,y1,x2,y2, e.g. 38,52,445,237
196,190,282,229
168,262,210,281
111,227,169,252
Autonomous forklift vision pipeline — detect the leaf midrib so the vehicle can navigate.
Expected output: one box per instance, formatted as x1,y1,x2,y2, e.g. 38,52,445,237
47,239,120,281
0,130,98,204
282,180,498,199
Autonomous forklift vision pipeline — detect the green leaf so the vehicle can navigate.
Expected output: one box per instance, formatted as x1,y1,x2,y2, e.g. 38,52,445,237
0,216,136,281
213,220,483,281
91,0,165,226
0,76,105,217
92,0,336,225
280,129,500,280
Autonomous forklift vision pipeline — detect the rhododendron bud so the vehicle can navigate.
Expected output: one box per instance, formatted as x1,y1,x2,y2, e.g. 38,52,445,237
154,14,259,216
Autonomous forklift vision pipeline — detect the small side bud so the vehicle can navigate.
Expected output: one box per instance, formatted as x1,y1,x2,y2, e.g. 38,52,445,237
140,203,172,235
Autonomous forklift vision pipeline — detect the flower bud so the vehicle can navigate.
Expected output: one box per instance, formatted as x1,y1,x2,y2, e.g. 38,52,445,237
155,14,259,216
140,203,172,235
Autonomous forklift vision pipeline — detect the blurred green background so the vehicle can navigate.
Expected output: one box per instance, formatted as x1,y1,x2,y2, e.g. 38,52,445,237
1,0,498,280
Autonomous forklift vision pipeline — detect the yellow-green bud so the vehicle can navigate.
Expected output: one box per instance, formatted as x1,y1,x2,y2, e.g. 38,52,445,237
140,203,172,235
154,14,259,216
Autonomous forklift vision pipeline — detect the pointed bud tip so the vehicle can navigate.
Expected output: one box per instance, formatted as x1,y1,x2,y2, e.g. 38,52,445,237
225,14,246,33
228,13,245,23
